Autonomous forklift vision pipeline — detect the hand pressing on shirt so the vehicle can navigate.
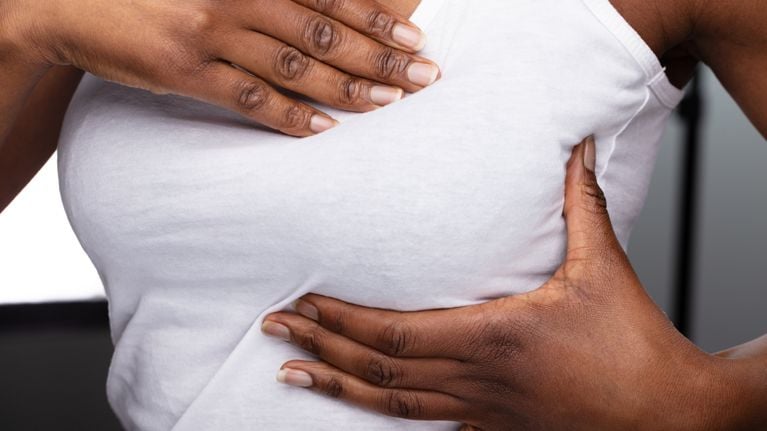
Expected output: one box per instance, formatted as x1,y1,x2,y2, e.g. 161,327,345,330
262,137,767,430
0,0,438,138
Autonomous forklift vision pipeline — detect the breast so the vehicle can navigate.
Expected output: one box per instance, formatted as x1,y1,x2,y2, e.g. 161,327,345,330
56,1,673,429
59,68,568,309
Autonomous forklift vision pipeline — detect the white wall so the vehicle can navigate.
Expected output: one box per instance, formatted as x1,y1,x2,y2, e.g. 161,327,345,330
0,157,103,304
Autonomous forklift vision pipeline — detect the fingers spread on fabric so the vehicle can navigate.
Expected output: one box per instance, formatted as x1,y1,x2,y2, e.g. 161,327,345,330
243,1,439,92
222,30,403,112
275,360,468,422
194,62,336,137
286,294,479,359
262,311,462,391
291,0,427,52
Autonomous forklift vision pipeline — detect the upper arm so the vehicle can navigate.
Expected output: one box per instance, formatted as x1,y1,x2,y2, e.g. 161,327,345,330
0,66,83,212
693,0,767,138
609,0,767,138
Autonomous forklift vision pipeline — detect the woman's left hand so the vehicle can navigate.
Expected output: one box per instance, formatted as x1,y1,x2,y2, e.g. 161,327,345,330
263,137,753,430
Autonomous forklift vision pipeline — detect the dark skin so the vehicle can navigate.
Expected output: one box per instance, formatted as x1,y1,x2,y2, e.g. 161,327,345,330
2,0,767,428
265,139,767,430
261,1,767,429
0,0,435,211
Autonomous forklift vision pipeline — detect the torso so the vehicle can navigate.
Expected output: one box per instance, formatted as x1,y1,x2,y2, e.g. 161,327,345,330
58,1,682,429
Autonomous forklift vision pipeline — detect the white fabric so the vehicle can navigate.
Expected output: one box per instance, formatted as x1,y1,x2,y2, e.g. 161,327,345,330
57,0,683,429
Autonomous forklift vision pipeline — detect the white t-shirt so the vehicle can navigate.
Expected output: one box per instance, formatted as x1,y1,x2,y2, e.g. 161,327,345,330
57,0,683,429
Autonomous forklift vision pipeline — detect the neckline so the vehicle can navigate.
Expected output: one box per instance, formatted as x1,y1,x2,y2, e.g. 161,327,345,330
580,0,684,108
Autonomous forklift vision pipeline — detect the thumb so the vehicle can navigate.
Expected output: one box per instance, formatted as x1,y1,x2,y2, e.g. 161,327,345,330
563,136,624,265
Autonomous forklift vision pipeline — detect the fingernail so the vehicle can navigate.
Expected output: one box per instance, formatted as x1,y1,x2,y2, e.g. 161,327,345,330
583,135,596,173
407,63,439,87
276,368,313,388
392,23,427,51
370,86,403,106
310,115,337,134
294,299,319,321
261,321,291,341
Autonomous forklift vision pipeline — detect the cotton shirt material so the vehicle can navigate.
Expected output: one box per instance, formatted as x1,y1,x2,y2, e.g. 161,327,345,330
58,0,683,429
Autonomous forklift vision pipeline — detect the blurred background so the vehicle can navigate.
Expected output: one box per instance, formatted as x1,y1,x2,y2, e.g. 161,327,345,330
1,67,766,430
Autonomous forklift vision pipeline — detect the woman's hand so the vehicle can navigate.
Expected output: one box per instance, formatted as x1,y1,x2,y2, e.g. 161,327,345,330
262,137,767,430
5,0,438,136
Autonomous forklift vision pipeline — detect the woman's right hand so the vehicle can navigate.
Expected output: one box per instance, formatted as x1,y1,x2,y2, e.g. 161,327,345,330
7,0,439,136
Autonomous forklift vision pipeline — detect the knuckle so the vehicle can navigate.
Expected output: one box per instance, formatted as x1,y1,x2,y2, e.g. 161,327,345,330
476,320,523,362
303,15,341,56
295,323,325,355
155,38,211,78
372,48,411,80
366,10,397,38
465,301,531,364
312,0,343,14
580,178,608,214
235,80,271,112
364,354,402,387
383,391,423,419
281,104,311,131
186,8,218,35
377,319,415,357
329,308,347,334
274,46,312,82
323,376,344,398
337,77,365,105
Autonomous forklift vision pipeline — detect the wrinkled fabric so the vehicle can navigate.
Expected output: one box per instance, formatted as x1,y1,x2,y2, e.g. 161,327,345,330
57,0,683,429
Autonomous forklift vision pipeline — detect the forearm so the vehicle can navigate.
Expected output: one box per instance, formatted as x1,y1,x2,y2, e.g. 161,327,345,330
0,49,49,146
0,65,83,212
1,3,85,211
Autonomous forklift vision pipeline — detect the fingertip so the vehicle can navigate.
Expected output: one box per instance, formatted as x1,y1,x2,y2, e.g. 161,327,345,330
583,135,596,173
310,115,339,134
294,299,319,321
370,85,404,106
392,23,427,51
407,62,440,87
276,368,314,388
566,141,581,169
281,360,310,370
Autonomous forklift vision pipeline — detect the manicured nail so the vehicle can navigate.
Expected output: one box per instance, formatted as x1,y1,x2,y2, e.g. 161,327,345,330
294,299,319,321
583,135,596,173
277,368,313,387
261,321,291,341
310,115,337,134
392,23,427,51
370,86,403,106
407,63,439,87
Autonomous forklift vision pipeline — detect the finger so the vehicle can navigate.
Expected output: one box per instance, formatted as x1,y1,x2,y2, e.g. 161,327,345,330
223,31,403,111
292,0,427,52
244,1,440,92
459,425,483,431
563,136,625,263
262,312,462,391
278,294,478,359
193,62,337,137
276,361,467,422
